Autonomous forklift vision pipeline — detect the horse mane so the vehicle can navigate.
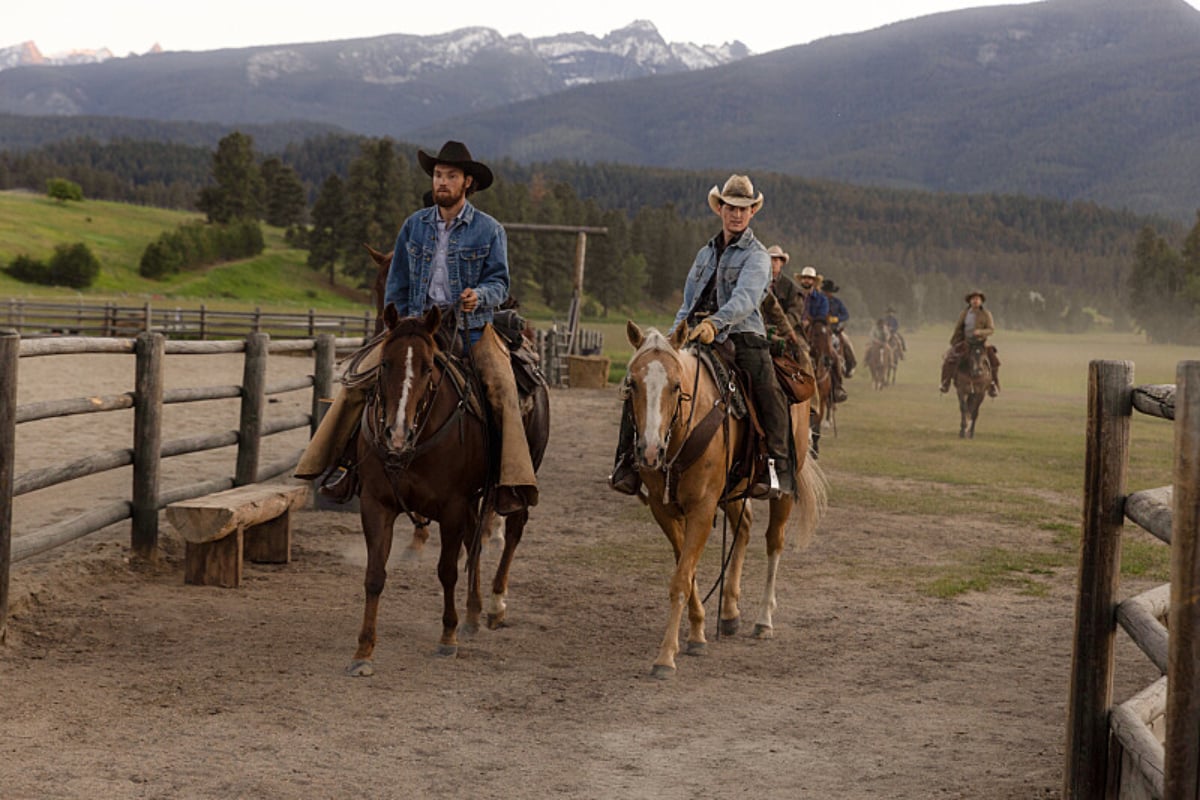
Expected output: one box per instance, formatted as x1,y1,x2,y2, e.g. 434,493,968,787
385,316,439,351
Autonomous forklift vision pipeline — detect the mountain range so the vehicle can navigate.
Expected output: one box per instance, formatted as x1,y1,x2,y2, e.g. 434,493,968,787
2,1,1198,221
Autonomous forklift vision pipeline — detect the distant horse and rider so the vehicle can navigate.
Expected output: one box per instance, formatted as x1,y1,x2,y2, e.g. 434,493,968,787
939,290,1001,438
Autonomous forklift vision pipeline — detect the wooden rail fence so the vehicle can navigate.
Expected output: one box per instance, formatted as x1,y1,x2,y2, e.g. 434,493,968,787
0,329,363,642
1065,360,1200,799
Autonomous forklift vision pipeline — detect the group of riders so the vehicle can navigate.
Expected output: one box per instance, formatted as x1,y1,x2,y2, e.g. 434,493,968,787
296,142,1001,511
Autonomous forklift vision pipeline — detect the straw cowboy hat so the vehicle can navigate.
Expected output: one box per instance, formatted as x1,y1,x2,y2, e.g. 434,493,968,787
707,174,764,215
417,140,494,192
797,265,818,279
766,245,790,263
965,289,986,303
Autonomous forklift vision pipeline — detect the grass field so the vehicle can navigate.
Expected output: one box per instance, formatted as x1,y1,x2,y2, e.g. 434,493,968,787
586,321,1191,594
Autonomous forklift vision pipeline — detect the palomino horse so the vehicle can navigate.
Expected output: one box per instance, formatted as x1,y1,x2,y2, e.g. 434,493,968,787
864,339,894,391
624,322,827,678
347,304,550,676
954,341,992,439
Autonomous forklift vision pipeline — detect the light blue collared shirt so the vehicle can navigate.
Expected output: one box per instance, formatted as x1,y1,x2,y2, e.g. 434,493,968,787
427,209,464,308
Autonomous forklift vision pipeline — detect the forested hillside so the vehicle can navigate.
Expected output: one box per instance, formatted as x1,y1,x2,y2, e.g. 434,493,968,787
0,130,1190,334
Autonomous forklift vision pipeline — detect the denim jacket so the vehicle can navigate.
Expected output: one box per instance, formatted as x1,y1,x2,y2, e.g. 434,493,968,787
385,201,509,330
673,227,770,341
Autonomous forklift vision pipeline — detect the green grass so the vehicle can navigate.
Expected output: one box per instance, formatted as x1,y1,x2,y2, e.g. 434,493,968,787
0,190,368,312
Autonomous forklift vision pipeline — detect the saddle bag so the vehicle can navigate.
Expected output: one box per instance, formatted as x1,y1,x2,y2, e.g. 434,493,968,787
773,352,815,404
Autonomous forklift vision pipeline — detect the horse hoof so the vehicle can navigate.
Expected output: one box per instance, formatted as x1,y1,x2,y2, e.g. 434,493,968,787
649,664,676,680
753,624,774,639
486,613,507,630
436,644,458,658
685,640,706,656
345,659,375,677
719,617,740,636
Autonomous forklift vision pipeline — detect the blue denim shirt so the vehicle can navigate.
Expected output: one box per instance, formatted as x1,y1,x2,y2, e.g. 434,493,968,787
385,201,509,331
673,226,770,341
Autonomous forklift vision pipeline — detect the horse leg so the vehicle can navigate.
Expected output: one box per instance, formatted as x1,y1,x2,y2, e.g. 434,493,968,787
646,503,703,679
970,392,984,438
348,495,399,677
460,506,487,640
755,494,793,638
485,509,527,629
958,390,969,438
435,510,472,657
717,498,753,636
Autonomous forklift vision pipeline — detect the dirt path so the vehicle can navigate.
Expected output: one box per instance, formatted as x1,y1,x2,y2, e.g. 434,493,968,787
1,383,1159,799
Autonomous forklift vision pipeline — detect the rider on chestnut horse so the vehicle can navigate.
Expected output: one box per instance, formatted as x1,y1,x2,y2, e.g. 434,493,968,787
796,266,847,404
939,289,1001,397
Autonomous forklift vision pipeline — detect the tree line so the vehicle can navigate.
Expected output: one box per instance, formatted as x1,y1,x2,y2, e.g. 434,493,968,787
2,129,1196,336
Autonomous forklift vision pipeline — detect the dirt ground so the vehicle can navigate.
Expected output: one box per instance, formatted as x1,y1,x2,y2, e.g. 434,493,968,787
1,353,1161,799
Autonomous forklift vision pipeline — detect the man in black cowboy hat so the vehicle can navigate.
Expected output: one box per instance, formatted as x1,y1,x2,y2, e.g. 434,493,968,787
939,289,1000,397
297,141,537,515
822,277,857,380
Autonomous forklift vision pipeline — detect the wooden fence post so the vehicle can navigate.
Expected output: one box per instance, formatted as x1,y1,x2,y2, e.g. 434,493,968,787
0,330,18,642
131,332,165,559
313,334,335,436
1064,359,1133,798
235,333,269,486
1166,361,1200,798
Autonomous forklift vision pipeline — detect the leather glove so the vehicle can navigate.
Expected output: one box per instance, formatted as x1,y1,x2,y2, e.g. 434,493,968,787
687,319,717,345
828,315,839,324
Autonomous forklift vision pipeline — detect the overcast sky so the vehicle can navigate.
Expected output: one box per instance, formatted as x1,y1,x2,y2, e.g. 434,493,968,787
2,1,1078,58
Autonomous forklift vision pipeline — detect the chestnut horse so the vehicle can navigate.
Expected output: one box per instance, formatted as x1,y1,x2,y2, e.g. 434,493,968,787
954,341,992,439
623,322,827,679
347,304,550,676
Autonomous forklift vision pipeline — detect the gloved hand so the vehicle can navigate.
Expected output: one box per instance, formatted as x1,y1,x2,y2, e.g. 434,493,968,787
688,319,717,345
828,315,839,324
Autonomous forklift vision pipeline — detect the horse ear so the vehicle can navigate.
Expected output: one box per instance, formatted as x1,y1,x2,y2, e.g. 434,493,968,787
626,320,643,349
363,244,391,268
668,322,688,350
384,303,400,329
423,305,442,334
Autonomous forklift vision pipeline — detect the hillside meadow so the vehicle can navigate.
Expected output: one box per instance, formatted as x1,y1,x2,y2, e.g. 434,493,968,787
0,191,367,312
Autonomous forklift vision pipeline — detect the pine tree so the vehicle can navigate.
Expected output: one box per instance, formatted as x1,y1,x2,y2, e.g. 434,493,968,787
197,132,263,224
260,158,307,228
308,174,347,286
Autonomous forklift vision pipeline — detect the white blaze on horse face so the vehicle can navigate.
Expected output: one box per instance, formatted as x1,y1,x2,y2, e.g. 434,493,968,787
390,345,416,449
639,360,670,467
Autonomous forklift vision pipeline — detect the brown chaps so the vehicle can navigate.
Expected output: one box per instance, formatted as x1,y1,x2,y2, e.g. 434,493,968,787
940,341,1001,388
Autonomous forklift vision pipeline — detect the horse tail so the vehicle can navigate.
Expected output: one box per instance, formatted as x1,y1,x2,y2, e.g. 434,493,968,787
789,455,828,551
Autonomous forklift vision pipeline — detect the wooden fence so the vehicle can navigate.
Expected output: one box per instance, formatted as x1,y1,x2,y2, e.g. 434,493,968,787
1,299,602,387
1064,360,1200,799
0,329,363,642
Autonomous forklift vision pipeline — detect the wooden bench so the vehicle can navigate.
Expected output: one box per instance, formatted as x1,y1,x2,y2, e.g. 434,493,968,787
165,482,310,588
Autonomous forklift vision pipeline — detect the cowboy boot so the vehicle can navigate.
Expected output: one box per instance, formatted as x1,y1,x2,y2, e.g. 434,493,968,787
608,400,642,496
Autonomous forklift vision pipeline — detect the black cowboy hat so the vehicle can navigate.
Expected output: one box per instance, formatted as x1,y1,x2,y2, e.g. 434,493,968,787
417,140,494,192
821,278,839,293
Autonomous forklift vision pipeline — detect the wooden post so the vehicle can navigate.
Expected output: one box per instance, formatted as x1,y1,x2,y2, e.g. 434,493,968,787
1166,361,1200,799
313,334,335,436
235,333,269,486
199,304,207,340
565,231,588,356
131,332,165,559
1064,360,1133,798
0,330,18,643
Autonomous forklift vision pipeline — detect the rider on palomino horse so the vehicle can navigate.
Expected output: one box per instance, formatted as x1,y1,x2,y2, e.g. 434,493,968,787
939,289,1001,397
609,174,796,500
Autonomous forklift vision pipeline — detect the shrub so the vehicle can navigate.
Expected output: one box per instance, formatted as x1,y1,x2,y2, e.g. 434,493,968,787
6,254,50,283
48,242,101,288
138,220,265,279
46,177,84,202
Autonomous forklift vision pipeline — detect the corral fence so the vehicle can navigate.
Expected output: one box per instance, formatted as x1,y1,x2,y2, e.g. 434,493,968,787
1,299,603,387
1064,360,1200,799
0,329,364,643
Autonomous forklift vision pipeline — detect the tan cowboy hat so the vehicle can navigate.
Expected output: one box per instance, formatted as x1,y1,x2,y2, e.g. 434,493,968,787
766,245,790,263
417,140,494,192
965,289,986,303
797,265,817,279
707,174,764,215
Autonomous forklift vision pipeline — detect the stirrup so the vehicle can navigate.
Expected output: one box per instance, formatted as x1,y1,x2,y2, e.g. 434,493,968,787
609,461,642,496
751,458,781,500
318,465,357,504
